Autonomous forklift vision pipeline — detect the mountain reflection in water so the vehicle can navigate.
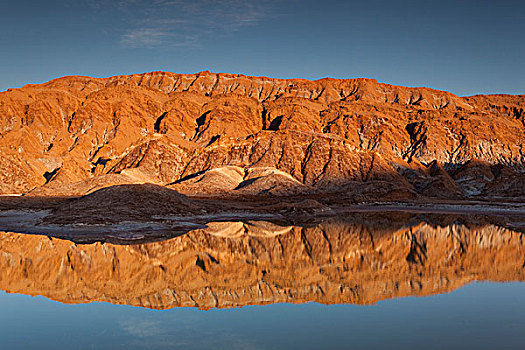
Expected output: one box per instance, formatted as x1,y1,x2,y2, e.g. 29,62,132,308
1,215,524,309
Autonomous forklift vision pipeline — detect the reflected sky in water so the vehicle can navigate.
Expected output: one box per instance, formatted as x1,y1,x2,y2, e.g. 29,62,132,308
1,282,525,349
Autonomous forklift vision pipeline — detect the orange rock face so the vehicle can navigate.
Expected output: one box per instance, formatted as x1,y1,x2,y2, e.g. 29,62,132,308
0,71,523,199
1,219,523,309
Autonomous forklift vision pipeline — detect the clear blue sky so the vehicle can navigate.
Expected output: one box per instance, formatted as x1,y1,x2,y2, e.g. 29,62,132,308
1,0,523,96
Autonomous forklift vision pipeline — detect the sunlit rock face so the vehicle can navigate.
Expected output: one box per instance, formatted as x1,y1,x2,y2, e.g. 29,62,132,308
0,71,524,200
1,220,523,309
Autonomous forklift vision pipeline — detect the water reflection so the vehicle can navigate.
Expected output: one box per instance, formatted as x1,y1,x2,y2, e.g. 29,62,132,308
1,216,524,309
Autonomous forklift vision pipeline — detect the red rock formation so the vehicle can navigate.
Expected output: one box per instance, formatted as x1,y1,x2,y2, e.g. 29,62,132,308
0,71,523,199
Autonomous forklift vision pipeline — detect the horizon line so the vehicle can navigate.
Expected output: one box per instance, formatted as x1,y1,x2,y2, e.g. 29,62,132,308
2,70,524,98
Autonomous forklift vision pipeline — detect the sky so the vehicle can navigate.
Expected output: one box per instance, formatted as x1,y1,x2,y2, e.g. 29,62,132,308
0,0,523,96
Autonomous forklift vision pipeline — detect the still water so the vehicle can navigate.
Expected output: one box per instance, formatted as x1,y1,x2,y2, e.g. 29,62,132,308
1,215,524,349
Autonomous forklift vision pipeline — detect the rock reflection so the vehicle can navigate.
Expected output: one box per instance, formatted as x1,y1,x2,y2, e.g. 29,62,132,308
1,218,524,309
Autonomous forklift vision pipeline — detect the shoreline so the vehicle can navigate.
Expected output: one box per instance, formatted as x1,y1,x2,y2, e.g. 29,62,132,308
1,199,524,244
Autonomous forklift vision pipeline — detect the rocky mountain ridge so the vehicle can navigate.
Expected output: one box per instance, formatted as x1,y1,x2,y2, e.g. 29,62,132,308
0,71,523,200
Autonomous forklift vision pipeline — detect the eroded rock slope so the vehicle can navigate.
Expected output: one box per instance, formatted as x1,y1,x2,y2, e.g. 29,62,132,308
1,71,523,199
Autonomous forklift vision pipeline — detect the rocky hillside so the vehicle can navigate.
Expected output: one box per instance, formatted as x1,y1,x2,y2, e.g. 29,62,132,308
1,220,523,309
1,71,523,200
